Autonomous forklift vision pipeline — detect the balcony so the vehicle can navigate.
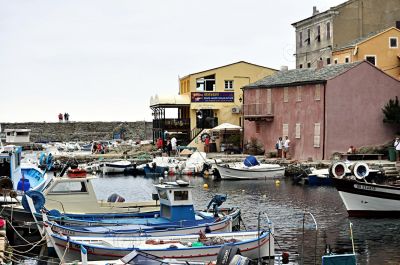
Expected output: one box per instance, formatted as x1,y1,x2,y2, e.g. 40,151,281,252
243,103,274,121
153,118,190,131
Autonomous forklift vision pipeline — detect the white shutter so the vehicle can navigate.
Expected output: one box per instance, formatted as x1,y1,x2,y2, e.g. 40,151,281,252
315,84,321,101
296,86,302,101
283,124,289,137
314,123,321,147
283,87,288,102
295,123,301,139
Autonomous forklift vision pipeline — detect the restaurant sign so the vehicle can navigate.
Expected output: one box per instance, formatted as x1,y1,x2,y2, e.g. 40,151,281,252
191,92,234,103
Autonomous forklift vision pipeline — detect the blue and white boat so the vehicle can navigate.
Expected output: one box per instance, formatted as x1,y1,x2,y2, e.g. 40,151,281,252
0,145,49,204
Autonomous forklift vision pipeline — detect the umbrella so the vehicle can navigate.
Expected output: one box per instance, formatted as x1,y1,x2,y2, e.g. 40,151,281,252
211,123,241,131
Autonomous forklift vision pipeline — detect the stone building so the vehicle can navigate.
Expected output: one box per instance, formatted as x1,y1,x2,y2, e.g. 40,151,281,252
243,61,400,160
292,0,400,69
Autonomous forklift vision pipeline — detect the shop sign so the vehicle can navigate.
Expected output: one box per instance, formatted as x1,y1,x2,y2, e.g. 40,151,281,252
191,92,234,102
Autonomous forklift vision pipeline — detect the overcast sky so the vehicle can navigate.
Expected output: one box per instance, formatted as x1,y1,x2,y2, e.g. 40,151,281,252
0,0,344,123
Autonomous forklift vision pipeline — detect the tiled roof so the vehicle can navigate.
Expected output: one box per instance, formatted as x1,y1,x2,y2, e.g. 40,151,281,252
245,62,362,89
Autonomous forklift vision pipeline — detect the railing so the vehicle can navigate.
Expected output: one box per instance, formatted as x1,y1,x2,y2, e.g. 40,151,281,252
152,118,190,130
190,127,203,142
243,103,274,119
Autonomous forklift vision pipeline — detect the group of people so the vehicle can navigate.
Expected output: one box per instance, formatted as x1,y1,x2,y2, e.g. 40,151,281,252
275,136,290,159
58,113,70,122
156,134,177,156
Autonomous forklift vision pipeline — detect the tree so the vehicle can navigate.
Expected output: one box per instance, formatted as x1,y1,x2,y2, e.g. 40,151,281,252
382,96,400,124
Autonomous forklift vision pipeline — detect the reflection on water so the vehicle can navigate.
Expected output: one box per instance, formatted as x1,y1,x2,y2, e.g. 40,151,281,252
89,174,400,264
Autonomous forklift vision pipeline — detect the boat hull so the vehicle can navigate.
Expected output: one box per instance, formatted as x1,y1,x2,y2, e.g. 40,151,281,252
216,164,285,180
100,162,131,174
50,230,274,262
332,177,400,217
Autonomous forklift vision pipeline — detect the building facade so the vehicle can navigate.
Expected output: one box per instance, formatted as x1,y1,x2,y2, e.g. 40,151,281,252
332,27,400,79
292,0,400,69
150,61,276,149
243,62,400,160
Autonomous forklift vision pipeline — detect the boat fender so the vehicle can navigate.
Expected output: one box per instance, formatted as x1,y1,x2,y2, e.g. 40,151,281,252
9,190,17,199
0,177,13,190
351,162,369,180
48,209,62,217
328,162,347,179
22,190,45,213
216,245,241,265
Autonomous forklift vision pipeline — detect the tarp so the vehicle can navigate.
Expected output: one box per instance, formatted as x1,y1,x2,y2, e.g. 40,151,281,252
211,123,241,131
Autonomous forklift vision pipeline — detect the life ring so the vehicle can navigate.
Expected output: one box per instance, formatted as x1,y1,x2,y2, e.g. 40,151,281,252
329,162,347,179
350,162,369,180
22,190,46,213
0,177,13,190
200,133,210,143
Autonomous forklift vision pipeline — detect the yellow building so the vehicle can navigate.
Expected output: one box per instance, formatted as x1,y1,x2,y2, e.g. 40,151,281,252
332,27,400,79
150,61,276,151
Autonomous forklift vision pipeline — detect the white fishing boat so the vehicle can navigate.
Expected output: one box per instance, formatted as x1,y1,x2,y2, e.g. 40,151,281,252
100,160,132,174
45,224,274,263
330,161,400,217
215,156,284,180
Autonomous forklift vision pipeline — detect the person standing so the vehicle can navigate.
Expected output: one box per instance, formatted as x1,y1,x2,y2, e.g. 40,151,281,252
204,136,210,153
58,113,63,122
283,136,290,159
171,136,177,155
64,113,68,122
394,137,400,161
166,138,172,156
276,137,283,158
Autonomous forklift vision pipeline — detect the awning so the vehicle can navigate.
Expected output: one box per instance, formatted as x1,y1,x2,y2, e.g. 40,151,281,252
150,94,190,107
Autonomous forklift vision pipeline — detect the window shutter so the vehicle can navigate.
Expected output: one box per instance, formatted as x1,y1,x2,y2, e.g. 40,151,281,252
296,86,302,101
315,84,321,101
283,124,288,137
267,89,272,114
283,87,288,102
314,123,321,147
295,123,301,139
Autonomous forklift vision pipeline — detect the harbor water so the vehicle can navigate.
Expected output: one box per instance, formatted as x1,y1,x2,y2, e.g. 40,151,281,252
89,174,400,265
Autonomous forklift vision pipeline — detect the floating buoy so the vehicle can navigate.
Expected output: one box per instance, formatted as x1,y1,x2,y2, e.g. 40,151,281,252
242,190,245,193
203,184,208,189
262,194,267,198
275,179,281,185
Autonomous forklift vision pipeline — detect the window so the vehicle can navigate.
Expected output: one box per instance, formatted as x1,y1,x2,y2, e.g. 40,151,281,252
334,59,338,64
295,123,301,139
307,29,311,45
296,86,302,102
345,57,349,63
326,58,331,65
314,123,321,148
196,74,215,91
256,123,260,133
299,64,303,69
365,55,376,65
389,37,398,48
326,22,331,40
282,124,288,137
50,181,87,194
316,25,321,42
224,80,234,90
283,87,289,102
314,84,321,101
307,62,311,68
266,89,272,114
299,32,303,47
174,190,189,201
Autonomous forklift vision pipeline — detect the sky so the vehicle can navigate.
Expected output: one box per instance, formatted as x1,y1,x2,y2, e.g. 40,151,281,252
0,0,345,123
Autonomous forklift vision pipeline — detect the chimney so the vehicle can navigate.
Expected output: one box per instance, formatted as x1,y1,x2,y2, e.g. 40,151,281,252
280,66,288,72
396,21,400,30
312,6,319,16
317,59,324,70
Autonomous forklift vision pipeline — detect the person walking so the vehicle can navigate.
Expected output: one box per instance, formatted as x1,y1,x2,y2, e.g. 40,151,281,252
283,136,290,159
171,136,177,155
394,137,400,161
276,137,283,158
166,138,172,156
58,113,63,122
64,113,68,122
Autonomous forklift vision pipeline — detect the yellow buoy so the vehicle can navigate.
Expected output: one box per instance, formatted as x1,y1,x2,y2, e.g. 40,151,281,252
275,179,281,185
203,183,209,189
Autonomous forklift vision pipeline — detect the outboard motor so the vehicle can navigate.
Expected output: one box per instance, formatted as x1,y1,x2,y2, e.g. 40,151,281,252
216,245,241,265
201,162,212,175
207,194,227,216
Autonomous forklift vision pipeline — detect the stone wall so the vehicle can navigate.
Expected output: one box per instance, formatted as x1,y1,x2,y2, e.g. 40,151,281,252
0,121,153,142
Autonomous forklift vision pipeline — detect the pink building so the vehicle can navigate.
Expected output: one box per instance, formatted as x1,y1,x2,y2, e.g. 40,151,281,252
243,61,400,160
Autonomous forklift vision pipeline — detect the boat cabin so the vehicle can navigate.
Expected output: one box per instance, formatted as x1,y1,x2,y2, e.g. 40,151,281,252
4,129,31,144
0,145,22,182
154,181,195,222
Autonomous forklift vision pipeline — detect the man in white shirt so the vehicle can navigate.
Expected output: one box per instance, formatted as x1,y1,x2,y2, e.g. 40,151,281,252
283,136,290,159
171,137,177,155
394,137,400,161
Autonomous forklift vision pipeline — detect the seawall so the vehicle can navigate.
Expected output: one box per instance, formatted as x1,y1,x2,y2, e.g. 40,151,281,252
1,121,152,142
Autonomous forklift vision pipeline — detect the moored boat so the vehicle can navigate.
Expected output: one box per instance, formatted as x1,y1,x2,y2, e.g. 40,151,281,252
100,160,132,174
330,161,400,217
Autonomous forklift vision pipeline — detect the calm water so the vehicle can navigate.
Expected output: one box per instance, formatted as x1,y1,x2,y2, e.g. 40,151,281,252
89,174,400,265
